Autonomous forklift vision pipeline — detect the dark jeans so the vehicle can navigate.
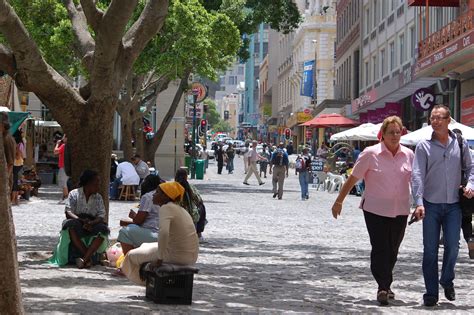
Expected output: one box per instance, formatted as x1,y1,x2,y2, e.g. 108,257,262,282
363,210,408,291
422,200,461,302
217,161,223,174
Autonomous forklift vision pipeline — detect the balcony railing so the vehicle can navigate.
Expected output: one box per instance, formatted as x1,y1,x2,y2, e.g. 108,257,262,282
419,10,474,59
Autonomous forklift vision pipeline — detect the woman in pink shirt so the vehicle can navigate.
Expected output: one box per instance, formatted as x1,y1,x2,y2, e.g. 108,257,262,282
331,116,414,306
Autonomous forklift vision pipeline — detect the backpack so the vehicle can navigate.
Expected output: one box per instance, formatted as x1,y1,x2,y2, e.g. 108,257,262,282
273,149,284,166
295,157,304,171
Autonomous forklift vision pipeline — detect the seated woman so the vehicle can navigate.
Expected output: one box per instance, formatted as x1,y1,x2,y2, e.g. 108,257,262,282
117,175,162,255
49,170,109,269
121,181,199,285
175,169,206,240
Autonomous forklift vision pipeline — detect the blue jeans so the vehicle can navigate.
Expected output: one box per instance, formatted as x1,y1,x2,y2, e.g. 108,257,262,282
422,199,462,302
227,158,234,173
298,171,309,199
110,178,122,199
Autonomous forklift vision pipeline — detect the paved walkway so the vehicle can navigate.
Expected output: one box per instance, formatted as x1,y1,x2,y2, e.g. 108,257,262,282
14,156,474,313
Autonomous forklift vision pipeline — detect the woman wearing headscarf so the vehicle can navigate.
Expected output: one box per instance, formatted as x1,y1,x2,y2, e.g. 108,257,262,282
331,116,413,306
121,181,199,285
117,175,163,255
49,170,109,268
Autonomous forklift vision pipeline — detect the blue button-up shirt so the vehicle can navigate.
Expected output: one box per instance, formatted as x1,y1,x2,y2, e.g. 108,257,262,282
411,130,474,206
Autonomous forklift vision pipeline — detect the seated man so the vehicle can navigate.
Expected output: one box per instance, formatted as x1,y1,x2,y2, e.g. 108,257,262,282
121,181,199,285
110,158,140,199
131,154,150,183
23,168,41,197
49,170,109,268
117,175,162,255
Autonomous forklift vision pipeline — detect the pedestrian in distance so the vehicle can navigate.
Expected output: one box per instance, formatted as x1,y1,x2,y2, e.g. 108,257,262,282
411,105,474,307
242,141,250,174
243,140,265,186
215,142,225,175
269,142,289,199
54,134,69,203
451,128,474,258
0,112,16,192
259,144,271,178
295,148,312,201
226,143,235,174
331,116,414,306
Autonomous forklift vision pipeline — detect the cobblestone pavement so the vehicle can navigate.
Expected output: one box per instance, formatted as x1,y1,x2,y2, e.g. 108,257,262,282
14,156,474,314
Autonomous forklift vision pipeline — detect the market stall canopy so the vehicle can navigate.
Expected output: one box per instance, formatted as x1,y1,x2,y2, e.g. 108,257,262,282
34,120,61,128
330,123,382,141
0,106,11,112
300,113,359,128
400,119,474,146
7,112,30,135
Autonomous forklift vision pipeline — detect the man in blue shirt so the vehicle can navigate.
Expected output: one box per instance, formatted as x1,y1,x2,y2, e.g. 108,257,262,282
269,142,289,200
412,105,474,307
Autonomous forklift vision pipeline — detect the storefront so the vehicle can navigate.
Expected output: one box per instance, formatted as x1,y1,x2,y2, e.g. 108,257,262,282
286,111,313,152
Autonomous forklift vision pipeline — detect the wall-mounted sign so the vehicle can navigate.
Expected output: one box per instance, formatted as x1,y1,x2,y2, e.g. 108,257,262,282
411,88,435,111
300,60,315,97
190,82,207,103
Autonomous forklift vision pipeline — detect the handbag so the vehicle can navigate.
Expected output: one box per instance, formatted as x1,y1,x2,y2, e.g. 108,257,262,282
456,134,474,212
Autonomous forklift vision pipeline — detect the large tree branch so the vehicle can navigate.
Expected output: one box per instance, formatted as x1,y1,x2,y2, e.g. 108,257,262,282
0,44,15,75
0,1,85,117
116,0,169,81
79,0,104,32
62,0,95,71
89,0,138,102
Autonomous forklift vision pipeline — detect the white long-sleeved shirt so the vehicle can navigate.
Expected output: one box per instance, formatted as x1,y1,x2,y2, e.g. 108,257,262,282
116,162,140,185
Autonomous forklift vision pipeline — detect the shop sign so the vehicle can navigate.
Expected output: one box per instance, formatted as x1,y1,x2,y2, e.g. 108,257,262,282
303,108,311,114
461,96,474,126
351,89,377,113
311,159,324,172
359,112,368,123
189,82,207,103
297,112,312,123
411,88,435,111
415,30,474,75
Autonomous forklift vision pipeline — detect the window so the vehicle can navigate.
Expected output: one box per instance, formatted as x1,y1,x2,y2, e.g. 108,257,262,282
373,55,378,81
399,34,405,64
365,8,370,35
389,42,395,71
373,0,378,28
238,66,244,75
380,49,386,77
365,61,370,87
391,0,396,11
382,0,388,18
410,26,416,58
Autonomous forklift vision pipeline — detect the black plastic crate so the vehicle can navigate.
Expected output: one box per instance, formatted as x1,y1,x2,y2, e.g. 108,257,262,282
145,272,195,305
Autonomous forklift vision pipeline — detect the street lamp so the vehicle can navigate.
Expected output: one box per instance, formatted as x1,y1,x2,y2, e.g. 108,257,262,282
190,88,199,179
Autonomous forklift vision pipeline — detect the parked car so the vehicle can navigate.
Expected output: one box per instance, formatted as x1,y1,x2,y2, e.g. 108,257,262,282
231,140,245,154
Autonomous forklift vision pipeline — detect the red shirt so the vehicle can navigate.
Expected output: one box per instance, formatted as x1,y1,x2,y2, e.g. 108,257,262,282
57,144,65,168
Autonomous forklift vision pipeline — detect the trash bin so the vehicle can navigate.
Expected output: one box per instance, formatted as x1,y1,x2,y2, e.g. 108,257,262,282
195,159,205,180
184,154,191,169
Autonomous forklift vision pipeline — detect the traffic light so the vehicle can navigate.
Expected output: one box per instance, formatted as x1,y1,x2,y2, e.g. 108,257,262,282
284,128,291,140
200,119,207,131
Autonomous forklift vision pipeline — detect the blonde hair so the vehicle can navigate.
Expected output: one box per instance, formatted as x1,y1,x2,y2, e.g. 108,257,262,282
380,116,403,140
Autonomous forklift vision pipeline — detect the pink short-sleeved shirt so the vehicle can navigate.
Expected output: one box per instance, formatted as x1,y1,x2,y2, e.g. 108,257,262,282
351,142,414,218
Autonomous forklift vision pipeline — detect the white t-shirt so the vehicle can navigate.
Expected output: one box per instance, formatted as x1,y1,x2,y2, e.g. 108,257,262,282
116,162,140,185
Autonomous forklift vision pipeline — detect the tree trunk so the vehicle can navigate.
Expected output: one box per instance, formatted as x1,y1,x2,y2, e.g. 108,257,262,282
120,114,134,160
0,131,24,314
62,105,115,221
135,122,145,159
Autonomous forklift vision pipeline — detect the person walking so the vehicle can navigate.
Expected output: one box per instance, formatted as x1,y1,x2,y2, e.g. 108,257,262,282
286,141,294,155
243,140,265,186
242,141,250,174
226,143,235,174
11,130,25,205
215,143,225,175
411,105,474,307
295,148,312,201
269,142,289,199
331,116,413,306
259,144,271,179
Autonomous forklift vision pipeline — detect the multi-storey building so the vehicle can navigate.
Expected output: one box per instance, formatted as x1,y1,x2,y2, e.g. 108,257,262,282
335,0,361,103
409,0,474,126
351,0,441,131
242,24,269,139
214,61,245,120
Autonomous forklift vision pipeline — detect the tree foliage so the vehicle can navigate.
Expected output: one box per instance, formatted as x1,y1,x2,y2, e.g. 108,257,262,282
203,98,220,126
212,120,233,133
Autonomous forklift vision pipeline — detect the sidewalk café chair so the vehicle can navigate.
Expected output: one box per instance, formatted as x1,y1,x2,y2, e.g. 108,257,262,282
119,185,136,201
327,172,345,193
